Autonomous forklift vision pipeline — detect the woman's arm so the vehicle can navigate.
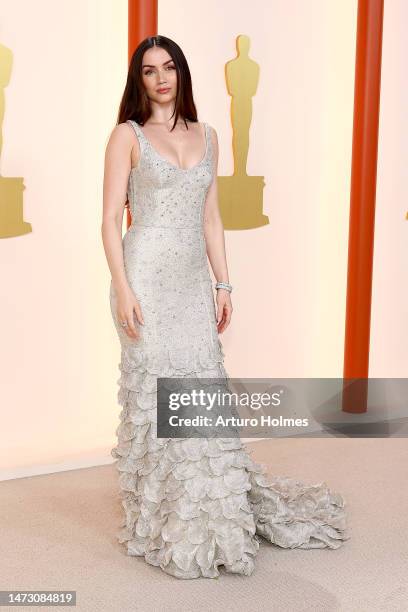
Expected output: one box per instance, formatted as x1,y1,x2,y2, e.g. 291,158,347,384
101,123,144,339
203,126,233,334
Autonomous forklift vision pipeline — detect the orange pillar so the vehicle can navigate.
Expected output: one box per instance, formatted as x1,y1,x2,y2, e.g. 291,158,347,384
342,0,384,413
126,0,158,228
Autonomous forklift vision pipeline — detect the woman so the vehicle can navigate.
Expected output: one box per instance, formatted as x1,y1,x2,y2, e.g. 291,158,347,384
102,35,348,580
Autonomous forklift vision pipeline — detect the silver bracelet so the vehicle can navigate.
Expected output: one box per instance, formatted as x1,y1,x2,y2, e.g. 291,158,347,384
215,281,232,293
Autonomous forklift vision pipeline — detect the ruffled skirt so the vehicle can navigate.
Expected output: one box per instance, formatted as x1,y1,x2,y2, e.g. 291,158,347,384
111,340,349,579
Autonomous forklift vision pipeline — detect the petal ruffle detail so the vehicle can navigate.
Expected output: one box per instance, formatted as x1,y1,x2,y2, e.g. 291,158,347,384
111,340,349,580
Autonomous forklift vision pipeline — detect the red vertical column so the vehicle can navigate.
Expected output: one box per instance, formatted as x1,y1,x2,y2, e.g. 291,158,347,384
126,0,157,228
342,0,384,413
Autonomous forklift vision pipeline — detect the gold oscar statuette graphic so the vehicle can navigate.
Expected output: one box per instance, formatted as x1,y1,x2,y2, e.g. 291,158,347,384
218,35,269,230
0,43,31,238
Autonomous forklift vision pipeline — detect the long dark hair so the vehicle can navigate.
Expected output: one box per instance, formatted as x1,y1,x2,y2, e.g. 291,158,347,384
117,35,198,131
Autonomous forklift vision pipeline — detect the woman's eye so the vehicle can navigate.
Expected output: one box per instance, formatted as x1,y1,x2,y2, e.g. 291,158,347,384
144,66,174,76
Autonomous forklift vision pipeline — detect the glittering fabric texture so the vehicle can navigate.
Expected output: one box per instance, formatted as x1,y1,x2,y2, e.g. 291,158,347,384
109,120,349,579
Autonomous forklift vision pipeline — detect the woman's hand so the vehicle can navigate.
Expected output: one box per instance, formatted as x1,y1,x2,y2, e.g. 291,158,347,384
116,285,144,340
216,289,233,334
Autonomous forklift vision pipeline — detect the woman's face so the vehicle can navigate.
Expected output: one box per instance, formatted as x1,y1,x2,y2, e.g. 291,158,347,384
141,46,177,104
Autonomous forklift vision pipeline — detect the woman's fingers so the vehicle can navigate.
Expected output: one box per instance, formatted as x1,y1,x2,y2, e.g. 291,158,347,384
123,313,138,339
126,309,138,337
115,290,144,340
133,301,145,326
117,308,138,340
217,303,233,334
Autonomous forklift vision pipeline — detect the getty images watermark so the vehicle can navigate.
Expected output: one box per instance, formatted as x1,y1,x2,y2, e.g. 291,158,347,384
166,385,307,428
156,377,408,439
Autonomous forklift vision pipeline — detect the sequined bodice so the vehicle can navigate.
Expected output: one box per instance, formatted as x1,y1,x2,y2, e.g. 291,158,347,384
126,120,213,229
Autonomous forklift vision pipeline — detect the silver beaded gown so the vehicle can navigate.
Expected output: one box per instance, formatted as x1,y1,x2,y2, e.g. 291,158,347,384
109,119,349,579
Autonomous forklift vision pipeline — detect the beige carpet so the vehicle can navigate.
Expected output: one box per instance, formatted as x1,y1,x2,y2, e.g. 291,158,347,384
1,438,407,612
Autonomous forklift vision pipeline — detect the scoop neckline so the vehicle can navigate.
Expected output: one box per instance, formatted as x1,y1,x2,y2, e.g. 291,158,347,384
136,121,209,172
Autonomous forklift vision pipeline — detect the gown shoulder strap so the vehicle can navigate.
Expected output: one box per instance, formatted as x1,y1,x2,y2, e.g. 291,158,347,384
203,121,213,160
126,119,147,155
127,119,148,141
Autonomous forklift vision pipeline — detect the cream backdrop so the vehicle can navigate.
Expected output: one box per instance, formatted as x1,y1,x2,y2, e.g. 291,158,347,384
369,0,408,378
0,0,129,479
1,0,404,481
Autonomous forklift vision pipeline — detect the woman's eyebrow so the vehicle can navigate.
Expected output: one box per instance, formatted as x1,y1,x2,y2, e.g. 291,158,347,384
142,59,174,68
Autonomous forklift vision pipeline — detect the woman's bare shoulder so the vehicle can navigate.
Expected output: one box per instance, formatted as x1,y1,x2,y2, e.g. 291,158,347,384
108,121,137,142
106,122,140,168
